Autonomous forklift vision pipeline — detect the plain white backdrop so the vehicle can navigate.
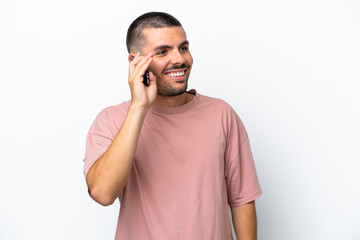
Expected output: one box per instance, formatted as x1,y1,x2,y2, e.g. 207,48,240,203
1,0,359,239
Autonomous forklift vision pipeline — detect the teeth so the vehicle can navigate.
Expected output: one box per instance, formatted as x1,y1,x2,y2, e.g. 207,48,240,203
167,71,185,77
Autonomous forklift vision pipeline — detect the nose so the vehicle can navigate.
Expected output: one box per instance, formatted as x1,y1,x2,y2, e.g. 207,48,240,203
170,49,186,65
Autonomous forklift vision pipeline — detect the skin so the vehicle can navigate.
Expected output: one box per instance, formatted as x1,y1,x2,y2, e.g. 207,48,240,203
86,26,257,239
128,26,194,108
231,201,257,240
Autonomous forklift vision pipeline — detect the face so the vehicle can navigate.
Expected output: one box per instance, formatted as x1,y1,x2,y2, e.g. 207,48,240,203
141,27,193,97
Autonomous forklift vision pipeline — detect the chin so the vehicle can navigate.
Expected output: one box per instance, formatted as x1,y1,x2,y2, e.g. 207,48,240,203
157,81,188,97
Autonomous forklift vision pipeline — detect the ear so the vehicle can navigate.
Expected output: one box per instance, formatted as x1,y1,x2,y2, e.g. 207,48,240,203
128,54,136,62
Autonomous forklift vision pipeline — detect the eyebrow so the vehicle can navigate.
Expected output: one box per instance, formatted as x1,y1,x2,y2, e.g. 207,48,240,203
153,40,189,52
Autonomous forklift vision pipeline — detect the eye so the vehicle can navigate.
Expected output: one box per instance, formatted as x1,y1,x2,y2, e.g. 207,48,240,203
156,50,167,55
180,46,188,52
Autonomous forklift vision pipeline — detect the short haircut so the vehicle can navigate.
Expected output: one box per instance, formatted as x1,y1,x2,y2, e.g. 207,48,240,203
126,12,183,53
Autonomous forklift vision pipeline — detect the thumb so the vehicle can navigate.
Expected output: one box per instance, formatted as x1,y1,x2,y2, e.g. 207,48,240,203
148,71,157,86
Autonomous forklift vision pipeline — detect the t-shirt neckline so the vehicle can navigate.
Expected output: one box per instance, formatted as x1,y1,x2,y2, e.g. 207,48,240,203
148,89,200,115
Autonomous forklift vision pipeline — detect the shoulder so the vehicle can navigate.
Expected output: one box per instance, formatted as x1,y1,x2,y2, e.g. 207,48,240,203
198,93,236,114
198,93,248,136
91,100,131,130
96,100,131,119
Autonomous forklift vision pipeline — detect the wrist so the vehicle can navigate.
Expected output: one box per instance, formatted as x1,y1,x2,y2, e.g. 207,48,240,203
129,103,149,114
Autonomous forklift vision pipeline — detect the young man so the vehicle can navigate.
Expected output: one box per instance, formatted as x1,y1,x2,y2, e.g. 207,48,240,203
83,12,262,240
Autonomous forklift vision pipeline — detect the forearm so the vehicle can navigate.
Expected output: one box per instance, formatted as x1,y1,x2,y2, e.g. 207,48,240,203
86,104,148,206
230,201,257,240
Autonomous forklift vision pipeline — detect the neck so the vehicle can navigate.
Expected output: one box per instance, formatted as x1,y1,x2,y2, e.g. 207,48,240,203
153,92,193,108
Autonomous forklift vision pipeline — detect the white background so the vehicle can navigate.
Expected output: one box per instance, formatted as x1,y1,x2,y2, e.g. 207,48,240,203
1,0,359,239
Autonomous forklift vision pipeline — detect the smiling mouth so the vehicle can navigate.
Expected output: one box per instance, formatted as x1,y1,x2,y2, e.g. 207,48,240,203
166,71,185,77
164,69,187,80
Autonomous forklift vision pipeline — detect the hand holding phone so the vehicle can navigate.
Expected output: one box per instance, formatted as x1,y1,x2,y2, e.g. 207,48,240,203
128,53,156,109
131,56,150,87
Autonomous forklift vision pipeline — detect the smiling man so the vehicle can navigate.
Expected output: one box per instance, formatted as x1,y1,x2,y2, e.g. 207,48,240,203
83,12,262,240
137,26,193,101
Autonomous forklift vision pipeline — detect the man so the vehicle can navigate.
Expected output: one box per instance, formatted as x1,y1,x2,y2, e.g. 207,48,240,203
83,12,262,240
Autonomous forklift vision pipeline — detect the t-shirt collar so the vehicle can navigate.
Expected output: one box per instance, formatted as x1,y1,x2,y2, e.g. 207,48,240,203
148,89,199,115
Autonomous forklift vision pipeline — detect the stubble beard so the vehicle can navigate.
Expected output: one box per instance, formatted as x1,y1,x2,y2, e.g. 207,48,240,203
156,74,190,97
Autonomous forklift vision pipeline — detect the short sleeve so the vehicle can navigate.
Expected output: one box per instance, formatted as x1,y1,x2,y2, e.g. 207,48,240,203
224,108,262,206
83,107,126,177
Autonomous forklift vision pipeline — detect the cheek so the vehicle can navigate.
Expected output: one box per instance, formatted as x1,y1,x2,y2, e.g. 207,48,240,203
150,61,167,75
187,54,194,67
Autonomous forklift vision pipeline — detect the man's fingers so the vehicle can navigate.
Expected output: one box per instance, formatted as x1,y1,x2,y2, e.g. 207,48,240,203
134,57,152,82
129,53,152,73
129,52,140,63
132,53,153,78
145,71,157,95
148,71,156,86
148,71,156,81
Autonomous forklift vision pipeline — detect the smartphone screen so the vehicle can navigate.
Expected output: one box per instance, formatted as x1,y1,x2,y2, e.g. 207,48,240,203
131,56,150,87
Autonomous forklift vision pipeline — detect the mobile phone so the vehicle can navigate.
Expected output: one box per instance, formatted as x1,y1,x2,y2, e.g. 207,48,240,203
130,56,150,87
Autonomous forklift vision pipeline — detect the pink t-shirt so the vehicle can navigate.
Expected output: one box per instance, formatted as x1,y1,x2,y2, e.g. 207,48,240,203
83,89,262,240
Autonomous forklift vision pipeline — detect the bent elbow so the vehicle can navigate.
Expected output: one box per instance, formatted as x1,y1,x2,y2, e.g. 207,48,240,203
88,187,120,207
96,196,116,207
